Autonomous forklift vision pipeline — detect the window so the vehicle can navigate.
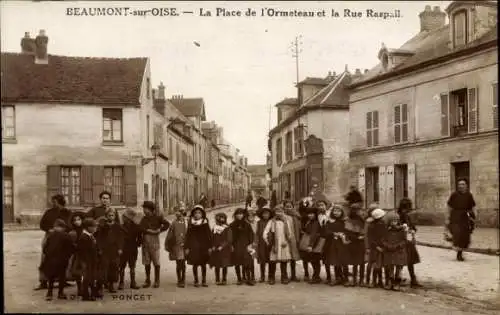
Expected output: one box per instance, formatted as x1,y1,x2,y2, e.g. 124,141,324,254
285,131,293,161
453,10,468,47
168,138,173,160
146,114,150,148
366,111,379,147
102,109,123,142
176,143,180,167
493,82,498,129
1,106,15,139
394,104,408,144
276,138,283,166
172,141,176,165
104,167,124,203
449,88,477,136
451,161,470,191
146,78,151,99
61,167,81,206
294,126,304,157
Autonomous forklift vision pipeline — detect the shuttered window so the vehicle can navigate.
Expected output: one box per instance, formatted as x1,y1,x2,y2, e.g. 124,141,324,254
103,109,123,142
293,126,304,157
467,87,478,133
440,93,450,136
285,131,293,161
1,105,15,139
366,111,379,147
176,143,181,167
47,165,136,207
493,82,498,129
394,104,408,144
453,10,468,47
276,138,283,166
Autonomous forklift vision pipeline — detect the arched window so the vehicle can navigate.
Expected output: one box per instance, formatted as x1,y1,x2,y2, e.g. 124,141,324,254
453,10,468,47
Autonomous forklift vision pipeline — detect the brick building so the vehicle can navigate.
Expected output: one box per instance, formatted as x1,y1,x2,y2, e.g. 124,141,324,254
1,30,158,222
269,71,353,203
348,2,498,227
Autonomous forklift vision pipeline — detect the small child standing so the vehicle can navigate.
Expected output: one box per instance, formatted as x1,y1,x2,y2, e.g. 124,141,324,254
382,211,408,291
367,208,387,288
78,218,99,301
209,213,232,285
298,207,322,284
165,206,188,288
344,205,367,287
95,208,124,294
283,200,301,282
185,205,212,287
67,211,86,297
140,201,171,288
39,219,74,300
246,208,260,283
230,208,255,286
263,206,292,285
397,197,422,288
323,204,349,286
364,203,379,287
118,209,142,290
256,207,273,283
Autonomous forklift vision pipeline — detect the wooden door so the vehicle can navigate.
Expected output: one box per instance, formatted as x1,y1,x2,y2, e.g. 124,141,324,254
3,167,14,223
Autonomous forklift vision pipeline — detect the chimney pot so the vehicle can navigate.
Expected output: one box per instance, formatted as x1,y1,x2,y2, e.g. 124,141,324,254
419,5,446,32
21,32,35,54
433,6,440,12
158,82,165,99
34,29,49,64
425,5,431,11
355,68,361,75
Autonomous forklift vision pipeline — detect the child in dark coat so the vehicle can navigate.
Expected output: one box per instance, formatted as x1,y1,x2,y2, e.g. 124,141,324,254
79,218,99,301
165,206,188,288
323,204,349,286
210,212,233,285
140,201,170,288
67,211,85,296
39,219,74,300
397,198,422,288
256,207,273,283
382,211,408,291
230,208,255,286
344,206,367,287
185,205,212,287
367,208,387,288
95,208,124,294
118,209,142,290
298,207,322,284
246,208,260,283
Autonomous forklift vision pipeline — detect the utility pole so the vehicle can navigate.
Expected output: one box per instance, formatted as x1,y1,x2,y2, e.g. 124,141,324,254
290,35,303,85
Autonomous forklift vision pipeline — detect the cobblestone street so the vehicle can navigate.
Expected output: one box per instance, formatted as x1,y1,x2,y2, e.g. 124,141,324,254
4,205,499,314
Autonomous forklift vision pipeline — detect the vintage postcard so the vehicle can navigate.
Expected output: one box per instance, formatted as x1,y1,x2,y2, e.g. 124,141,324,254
1,0,498,314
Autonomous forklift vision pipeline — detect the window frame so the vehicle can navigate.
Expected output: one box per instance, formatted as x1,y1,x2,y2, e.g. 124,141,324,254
285,131,293,162
103,166,125,204
276,137,283,166
60,166,82,206
102,108,123,143
393,104,408,144
452,9,468,48
366,110,379,148
1,105,16,140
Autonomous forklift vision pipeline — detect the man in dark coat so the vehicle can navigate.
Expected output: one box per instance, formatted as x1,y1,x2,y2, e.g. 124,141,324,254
86,191,121,224
35,194,72,291
245,192,253,209
256,192,267,210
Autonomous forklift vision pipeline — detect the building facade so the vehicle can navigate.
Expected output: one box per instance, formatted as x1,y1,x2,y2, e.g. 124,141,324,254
348,2,498,227
248,164,270,198
269,71,354,203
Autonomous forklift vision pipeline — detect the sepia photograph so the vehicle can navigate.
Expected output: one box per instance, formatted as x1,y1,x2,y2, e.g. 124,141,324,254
1,0,498,314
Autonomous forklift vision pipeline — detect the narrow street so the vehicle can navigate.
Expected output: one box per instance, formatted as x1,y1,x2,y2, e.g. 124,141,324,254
4,205,498,314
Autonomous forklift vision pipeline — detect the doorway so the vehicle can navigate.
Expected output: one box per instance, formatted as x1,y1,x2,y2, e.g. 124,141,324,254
366,167,379,206
451,161,470,190
3,166,14,223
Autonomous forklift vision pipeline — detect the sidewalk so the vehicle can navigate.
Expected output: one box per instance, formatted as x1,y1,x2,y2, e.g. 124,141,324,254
416,225,499,256
2,202,244,232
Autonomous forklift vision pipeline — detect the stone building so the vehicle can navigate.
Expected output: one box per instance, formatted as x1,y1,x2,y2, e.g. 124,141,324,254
269,71,354,202
1,30,158,222
248,164,270,198
348,2,498,227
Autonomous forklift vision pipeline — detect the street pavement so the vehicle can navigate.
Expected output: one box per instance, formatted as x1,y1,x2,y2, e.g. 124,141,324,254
416,226,499,252
4,204,499,314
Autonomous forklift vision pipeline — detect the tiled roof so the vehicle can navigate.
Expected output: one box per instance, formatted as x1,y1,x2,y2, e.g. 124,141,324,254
301,71,351,108
247,164,267,175
169,97,206,120
1,52,147,105
297,77,330,86
274,97,298,107
352,25,497,86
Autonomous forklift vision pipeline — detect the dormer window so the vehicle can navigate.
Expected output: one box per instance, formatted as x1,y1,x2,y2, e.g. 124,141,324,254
453,9,468,47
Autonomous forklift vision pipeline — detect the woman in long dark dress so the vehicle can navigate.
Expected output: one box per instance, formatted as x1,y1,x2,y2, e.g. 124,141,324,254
446,178,476,261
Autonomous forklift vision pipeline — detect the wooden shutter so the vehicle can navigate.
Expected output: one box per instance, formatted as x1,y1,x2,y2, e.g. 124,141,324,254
493,83,498,129
402,104,408,142
386,165,395,209
81,165,94,206
468,87,478,133
358,168,365,207
47,166,61,206
92,166,104,203
407,163,416,208
124,165,137,206
440,93,450,136
394,105,401,143
372,111,379,146
366,112,372,147
378,166,386,209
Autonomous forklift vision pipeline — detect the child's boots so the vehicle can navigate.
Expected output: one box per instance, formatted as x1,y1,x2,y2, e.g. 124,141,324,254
153,265,160,288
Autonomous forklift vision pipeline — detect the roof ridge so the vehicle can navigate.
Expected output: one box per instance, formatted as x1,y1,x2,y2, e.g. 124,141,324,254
319,71,347,104
1,51,148,60
301,71,345,107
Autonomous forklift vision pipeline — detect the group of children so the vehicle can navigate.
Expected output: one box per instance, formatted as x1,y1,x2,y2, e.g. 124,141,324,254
39,196,422,301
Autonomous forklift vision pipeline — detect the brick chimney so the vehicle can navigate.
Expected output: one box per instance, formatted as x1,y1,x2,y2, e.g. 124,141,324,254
419,5,446,32
364,69,369,74
20,32,35,54
158,82,165,99
34,29,48,64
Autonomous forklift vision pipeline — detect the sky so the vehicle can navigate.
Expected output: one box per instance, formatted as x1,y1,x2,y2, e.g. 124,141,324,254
1,1,451,164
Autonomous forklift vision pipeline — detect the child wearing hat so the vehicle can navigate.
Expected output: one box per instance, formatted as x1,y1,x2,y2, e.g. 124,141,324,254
118,208,142,290
230,208,255,285
367,208,387,288
79,218,99,301
185,205,212,287
256,207,273,283
67,211,86,296
298,207,322,284
364,203,378,286
140,201,170,288
39,219,74,300
95,208,124,294
165,206,189,287
323,204,349,286
381,211,408,291
316,199,333,284
210,212,233,285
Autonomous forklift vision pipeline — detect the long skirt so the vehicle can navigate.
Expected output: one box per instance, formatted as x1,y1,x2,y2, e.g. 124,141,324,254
405,241,421,265
346,239,365,265
450,222,471,249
